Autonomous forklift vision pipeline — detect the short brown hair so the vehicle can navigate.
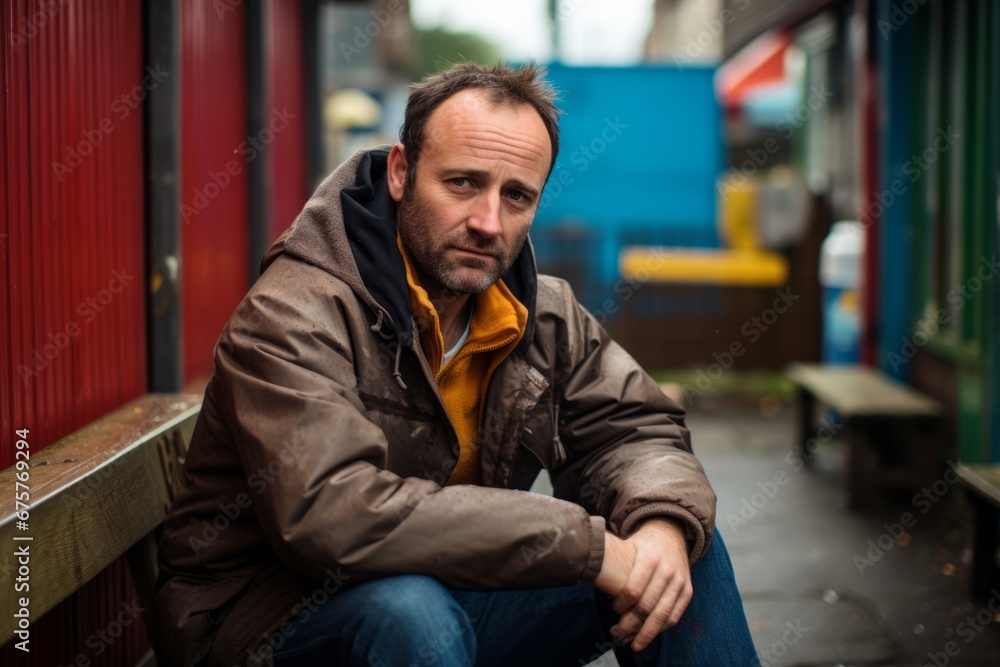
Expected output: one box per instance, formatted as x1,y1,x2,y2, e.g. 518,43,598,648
400,62,561,177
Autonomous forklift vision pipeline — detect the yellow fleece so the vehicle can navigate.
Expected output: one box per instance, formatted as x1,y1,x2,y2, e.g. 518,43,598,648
398,237,528,486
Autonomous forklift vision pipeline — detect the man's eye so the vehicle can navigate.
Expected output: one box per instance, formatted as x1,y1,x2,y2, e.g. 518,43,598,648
450,177,469,187
507,190,530,204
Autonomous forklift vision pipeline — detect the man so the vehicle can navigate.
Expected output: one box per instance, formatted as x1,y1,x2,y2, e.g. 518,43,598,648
155,63,758,666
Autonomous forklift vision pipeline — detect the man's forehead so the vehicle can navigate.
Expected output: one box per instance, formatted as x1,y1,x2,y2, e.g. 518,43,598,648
422,89,552,179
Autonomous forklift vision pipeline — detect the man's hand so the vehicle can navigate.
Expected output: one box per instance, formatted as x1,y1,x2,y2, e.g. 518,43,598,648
593,531,636,597
594,518,693,652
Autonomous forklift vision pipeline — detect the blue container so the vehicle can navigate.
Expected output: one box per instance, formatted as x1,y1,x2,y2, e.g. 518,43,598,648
821,286,861,363
532,64,724,309
819,222,864,364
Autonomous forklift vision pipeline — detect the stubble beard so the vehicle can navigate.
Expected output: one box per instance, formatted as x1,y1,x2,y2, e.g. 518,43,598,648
396,184,529,300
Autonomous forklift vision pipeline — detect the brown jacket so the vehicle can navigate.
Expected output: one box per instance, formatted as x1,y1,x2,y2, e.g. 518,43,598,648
154,148,716,666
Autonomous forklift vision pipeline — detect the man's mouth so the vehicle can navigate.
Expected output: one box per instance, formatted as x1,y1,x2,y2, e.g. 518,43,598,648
450,246,495,259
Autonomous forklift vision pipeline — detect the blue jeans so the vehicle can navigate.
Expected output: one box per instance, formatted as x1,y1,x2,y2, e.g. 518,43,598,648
270,533,757,666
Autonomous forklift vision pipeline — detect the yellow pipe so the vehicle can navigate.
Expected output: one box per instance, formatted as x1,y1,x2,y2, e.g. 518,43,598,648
619,248,788,286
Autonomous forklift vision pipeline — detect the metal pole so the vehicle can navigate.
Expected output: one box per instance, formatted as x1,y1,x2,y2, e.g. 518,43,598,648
144,0,183,391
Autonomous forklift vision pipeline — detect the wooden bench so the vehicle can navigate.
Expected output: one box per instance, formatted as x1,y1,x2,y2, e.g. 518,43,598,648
956,464,1000,599
786,363,942,509
0,393,201,662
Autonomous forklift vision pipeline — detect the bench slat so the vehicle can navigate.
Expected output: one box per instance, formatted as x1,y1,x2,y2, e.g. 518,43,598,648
0,394,201,646
787,362,941,418
957,464,1000,507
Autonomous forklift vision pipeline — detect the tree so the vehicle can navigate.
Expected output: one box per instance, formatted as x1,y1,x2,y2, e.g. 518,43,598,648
413,26,502,78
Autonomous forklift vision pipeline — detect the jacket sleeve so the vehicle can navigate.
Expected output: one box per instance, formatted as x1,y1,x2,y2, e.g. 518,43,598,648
544,278,716,563
212,263,606,588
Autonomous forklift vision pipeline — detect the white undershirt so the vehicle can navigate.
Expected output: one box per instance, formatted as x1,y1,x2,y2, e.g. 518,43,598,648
442,303,473,365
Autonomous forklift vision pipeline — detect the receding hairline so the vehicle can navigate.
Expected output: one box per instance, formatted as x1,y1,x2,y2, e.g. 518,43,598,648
421,88,553,161
400,62,562,176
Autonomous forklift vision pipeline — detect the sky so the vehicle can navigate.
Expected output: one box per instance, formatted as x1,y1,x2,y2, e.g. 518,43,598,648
410,0,656,65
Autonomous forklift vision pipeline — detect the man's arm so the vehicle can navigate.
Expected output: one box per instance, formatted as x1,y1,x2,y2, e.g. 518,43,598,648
534,277,713,650
539,276,717,562
213,259,606,588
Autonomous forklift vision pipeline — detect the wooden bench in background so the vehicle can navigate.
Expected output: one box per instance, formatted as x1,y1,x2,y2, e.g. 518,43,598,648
956,464,1000,599
0,393,201,663
787,363,942,509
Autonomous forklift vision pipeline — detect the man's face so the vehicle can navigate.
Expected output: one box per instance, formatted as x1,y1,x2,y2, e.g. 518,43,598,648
388,89,552,297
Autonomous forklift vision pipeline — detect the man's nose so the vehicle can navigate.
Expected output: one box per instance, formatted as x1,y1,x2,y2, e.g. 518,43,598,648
465,191,502,239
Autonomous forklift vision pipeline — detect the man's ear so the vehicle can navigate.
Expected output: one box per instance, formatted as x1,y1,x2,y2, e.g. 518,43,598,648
386,143,407,202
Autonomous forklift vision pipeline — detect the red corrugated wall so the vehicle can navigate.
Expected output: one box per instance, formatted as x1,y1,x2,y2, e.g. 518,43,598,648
1,0,149,664
1,0,311,661
266,0,309,241
180,0,250,383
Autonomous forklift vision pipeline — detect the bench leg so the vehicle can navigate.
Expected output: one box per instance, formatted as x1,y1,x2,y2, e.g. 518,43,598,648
796,388,818,465
127,532,162,657
911,418,942,491
845,423,877,510
970,495,1000,599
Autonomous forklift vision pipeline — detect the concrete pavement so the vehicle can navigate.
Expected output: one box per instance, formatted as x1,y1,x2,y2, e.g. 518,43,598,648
693,397,1000,666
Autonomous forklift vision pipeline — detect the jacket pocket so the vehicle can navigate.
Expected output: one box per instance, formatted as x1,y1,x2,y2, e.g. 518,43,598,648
358,391,433,421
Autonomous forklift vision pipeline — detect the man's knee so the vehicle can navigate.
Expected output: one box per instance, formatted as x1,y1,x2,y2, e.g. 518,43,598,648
358,575,476,661
363,574,455,617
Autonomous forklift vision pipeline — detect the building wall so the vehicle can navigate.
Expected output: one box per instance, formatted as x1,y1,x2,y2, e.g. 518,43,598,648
645,0,725,63
720,0,998,460
179,0,251,384
0,0,147,471
1,2,150,664
266,0,310,241
875,0,998,463
1,0,315,661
